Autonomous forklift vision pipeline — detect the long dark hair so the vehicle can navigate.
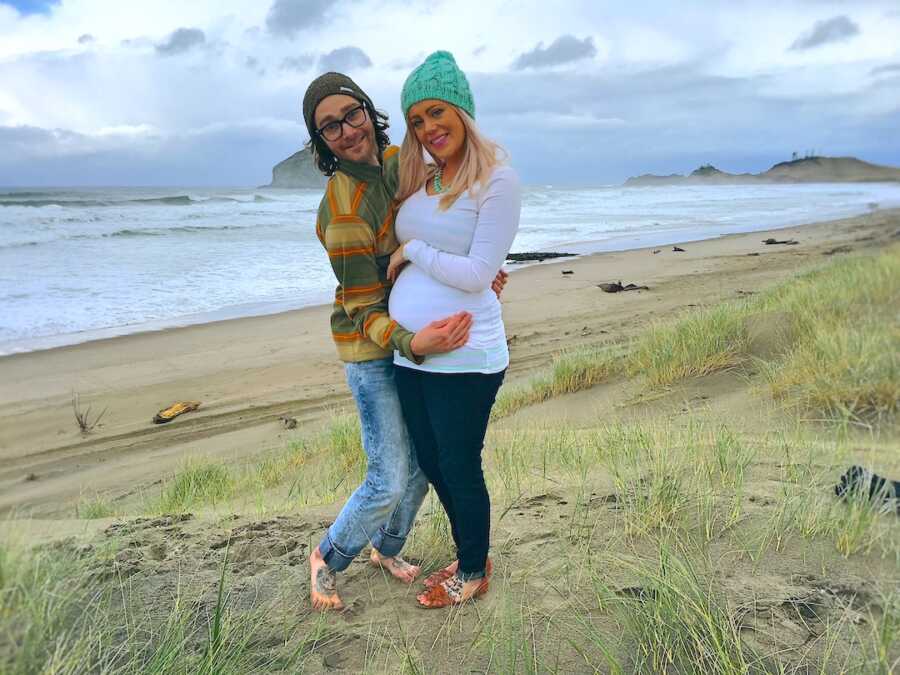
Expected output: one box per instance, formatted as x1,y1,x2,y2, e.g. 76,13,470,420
306,101,391,176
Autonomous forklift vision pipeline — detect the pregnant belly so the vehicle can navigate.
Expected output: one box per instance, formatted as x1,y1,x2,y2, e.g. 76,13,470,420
389,265,498,336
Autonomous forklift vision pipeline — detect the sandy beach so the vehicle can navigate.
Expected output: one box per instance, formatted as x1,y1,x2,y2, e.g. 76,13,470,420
2,207,896,518
2,207,898,673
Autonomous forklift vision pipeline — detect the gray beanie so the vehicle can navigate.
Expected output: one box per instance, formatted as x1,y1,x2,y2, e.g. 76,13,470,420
302,72,375,139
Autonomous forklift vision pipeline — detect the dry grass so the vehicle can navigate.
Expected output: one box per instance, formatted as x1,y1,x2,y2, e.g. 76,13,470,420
493,245,900,424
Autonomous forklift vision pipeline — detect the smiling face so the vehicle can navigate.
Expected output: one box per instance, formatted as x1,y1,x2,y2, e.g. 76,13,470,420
407,99,467,165
314,94,378,166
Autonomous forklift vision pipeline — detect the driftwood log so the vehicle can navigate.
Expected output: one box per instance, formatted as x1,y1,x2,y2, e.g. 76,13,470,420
598,281,650,293
506,252,577,263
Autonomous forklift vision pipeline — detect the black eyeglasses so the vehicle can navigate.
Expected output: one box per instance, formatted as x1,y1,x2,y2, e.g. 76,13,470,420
315,104,367,142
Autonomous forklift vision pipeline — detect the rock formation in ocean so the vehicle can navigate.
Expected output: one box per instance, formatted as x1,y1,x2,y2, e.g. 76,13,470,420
266,147,327,189
623,156,900,187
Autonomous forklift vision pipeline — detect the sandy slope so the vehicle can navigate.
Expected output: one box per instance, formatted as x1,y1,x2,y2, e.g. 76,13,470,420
1,208,897,517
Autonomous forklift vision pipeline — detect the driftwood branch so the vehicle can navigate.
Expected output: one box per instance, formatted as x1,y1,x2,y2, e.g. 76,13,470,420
72,392,107,434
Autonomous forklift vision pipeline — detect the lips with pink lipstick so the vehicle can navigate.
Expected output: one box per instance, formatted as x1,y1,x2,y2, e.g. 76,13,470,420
428,133,449,151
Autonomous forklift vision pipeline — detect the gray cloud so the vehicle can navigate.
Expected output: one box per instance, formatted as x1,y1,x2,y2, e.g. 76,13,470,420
870,63,900,76
0,124,99,160
472,64,765,122
245,56,267,76
387,53,424,71
265,0,330,38
0,121,299,186
121,37,153,48
789,15,860,51
512,35,596,70
280,54,315,71
155,28,206,56
77,34,95,45
318,46,371,71
467,65,897,182
2,9,898,188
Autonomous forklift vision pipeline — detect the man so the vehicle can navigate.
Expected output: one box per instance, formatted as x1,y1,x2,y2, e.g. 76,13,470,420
301,73,506,610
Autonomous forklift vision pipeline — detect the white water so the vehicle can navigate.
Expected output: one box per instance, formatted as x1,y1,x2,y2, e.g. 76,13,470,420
2,182,898,355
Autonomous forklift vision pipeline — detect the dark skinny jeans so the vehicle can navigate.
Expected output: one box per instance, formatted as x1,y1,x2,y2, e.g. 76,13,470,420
394,366,505,581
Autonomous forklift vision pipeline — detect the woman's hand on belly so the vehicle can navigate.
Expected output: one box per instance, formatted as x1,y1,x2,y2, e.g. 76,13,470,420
410,311,473,355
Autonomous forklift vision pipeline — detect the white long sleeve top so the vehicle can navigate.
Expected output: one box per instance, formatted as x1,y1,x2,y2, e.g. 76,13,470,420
389,165,521,373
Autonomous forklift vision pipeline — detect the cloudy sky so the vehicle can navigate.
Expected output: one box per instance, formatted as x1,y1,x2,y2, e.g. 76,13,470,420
1,0,898,186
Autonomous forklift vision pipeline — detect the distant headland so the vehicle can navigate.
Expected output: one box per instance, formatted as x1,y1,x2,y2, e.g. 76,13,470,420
264,147,327,189
623,156,900,187
265,151,900,189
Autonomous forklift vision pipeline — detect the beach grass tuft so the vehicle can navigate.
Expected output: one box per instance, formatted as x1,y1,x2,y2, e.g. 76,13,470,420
594,543,754,674
155,458,234,513
492,245,899,424
491,344,623,420
628,303,748,386
76,492,116,519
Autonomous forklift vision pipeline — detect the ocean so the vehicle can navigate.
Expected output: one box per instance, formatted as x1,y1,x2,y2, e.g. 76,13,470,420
2,182,899,355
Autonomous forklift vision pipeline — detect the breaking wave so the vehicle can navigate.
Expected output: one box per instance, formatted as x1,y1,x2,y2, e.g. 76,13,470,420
0,194,279,208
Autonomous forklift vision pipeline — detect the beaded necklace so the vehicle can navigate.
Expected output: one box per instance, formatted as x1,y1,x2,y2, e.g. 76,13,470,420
432,166,445,194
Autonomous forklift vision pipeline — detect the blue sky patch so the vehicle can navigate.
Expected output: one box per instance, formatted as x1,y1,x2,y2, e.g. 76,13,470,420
0,0,61,16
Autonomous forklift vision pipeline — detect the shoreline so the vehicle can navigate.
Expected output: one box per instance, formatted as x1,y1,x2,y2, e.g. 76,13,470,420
1,207,897,516
0,205,886,358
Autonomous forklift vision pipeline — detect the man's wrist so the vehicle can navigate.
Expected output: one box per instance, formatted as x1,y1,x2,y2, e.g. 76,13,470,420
403,330,425,364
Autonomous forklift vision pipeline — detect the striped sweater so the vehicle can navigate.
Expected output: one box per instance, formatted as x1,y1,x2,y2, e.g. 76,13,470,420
315,146,419,363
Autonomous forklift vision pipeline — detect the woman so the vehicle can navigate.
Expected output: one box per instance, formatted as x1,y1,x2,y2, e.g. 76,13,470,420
386,51,521,608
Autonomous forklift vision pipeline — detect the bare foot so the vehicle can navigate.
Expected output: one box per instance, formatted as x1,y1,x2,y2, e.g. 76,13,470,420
369,549,421,584
310,546,343,610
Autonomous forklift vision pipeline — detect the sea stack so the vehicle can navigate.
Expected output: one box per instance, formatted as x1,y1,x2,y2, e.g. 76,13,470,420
266,147,328,189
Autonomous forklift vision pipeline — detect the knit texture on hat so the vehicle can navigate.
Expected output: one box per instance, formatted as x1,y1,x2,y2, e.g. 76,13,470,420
302,72,374,139
401,51,475,119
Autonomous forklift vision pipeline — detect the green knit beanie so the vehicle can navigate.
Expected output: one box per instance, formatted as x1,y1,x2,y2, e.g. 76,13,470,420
401,51,475,120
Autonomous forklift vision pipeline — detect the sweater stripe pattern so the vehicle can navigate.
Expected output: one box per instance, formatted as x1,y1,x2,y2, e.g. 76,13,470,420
315,146,418,363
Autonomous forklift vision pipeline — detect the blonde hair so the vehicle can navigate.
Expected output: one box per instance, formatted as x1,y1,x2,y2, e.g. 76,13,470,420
397,106,507,210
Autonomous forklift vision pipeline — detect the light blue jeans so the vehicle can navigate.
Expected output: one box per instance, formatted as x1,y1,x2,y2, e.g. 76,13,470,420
318,358,429,572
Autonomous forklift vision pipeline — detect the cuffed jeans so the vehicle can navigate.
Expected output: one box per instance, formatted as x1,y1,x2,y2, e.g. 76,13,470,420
318,358,429,572
394,366,505,581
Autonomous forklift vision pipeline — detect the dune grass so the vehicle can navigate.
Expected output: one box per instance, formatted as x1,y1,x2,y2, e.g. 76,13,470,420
491,245,899,424
628,303,749,386
490,343,624,420
75,491,116,519
590,543,754,674
0,537,316,674
9,414,900,672
155,458,234,514
78,412,366,519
